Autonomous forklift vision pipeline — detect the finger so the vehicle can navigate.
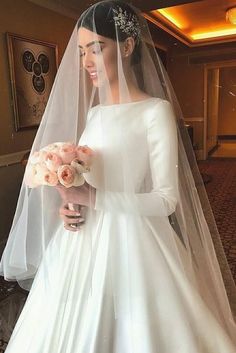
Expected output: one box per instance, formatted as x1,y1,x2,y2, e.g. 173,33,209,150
64,203,82,213
63,223,80,232
77,218,85,224
60,213,85,223
63,215,85,224
59,208,80,217
66,222,83,231
60,215,81,223
65,218,84,225
67,216,85,223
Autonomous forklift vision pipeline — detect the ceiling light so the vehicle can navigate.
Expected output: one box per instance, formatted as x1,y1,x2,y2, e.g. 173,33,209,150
191,28,236,40
157,9,184,29
226,7,236,25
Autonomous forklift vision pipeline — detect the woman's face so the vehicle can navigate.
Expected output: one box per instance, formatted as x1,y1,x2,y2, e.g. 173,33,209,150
78,27,119,88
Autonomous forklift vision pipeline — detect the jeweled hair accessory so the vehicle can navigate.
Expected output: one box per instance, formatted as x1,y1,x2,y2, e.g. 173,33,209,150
113,6,141,42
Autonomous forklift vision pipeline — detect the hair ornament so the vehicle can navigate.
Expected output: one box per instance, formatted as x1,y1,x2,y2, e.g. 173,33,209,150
113,6,141,42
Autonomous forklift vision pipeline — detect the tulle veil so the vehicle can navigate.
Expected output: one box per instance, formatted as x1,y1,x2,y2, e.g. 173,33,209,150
1,0,236,344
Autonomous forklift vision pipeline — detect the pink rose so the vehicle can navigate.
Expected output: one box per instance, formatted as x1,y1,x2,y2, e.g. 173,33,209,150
76,145,94,167
57,165,85,188
34,164,58,186
25,163,58,187
42,142,64,154
44,171,58,186
58,143,77,164
71,158,89,173
30,150,47,165
34,164,50,185
44,152,63,171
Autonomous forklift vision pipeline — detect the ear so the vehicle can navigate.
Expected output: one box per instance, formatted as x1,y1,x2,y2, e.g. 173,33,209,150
122,37,135,58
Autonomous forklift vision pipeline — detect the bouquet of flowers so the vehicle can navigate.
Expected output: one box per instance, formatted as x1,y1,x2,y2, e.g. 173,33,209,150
25,142,94,189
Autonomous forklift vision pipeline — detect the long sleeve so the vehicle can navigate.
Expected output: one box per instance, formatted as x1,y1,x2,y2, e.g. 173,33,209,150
94,100,179,216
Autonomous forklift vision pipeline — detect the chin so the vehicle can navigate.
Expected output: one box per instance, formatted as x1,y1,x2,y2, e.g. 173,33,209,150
91,78,106,89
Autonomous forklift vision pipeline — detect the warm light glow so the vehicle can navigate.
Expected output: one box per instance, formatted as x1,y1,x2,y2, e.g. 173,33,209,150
191,28,236,40
226,7,236,25
157,9,184,29
151,5,236,43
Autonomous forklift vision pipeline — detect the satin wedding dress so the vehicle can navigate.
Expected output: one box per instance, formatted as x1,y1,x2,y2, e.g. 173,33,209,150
4,98,236,352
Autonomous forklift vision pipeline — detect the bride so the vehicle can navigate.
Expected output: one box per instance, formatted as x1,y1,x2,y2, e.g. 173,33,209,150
1,1,236,352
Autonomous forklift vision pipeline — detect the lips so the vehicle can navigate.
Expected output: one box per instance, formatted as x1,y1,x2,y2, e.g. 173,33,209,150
89,71,98,80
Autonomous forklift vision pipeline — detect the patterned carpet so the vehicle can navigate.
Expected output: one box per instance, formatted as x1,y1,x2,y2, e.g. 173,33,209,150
0,339,7,353
198,158,236,281
0,158,235,351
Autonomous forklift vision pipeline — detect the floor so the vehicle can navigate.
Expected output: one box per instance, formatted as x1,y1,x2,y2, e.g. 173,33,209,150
198,158,236,281
210,140,236,158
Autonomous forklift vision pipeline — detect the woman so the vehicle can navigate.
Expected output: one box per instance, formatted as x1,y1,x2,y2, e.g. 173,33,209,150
1,1,236,352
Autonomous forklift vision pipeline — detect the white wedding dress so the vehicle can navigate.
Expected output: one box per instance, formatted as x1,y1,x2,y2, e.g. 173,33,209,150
4,98,236,352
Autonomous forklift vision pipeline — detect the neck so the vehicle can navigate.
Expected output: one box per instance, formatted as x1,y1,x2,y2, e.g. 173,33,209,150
105,68,140,104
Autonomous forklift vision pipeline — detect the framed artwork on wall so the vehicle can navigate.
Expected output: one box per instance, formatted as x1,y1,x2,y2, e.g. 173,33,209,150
6,33,58,131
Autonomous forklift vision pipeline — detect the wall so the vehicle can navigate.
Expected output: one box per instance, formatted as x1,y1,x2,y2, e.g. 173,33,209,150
0,164,25,250
148,24,206,154
166,42,236,157
0,0,76,248
168,53,205,152
0,0,76,156
218,66,236,136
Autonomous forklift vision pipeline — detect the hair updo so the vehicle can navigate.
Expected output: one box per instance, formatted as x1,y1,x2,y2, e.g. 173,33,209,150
77,0,142,66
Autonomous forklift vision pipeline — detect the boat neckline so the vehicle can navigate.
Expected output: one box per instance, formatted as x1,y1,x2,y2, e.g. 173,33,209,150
95,97,158,108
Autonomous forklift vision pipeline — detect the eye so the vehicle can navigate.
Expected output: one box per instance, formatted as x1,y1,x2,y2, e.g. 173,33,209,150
79,50,85,57
92,45,103,54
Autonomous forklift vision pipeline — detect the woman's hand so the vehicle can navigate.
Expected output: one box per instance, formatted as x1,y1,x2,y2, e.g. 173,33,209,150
59,203,85,232
56,181,96,231
56,181,96,208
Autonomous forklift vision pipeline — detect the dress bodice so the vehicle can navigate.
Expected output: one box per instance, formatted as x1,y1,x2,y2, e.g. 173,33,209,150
79,98,160,192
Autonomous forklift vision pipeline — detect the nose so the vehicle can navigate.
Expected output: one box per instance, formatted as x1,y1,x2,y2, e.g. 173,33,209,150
82,51,94,70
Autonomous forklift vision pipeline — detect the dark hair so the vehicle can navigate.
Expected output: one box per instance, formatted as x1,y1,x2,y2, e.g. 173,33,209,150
77,0,142,66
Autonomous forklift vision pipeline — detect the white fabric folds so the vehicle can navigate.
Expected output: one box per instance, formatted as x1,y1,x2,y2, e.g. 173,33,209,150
1,1,236,351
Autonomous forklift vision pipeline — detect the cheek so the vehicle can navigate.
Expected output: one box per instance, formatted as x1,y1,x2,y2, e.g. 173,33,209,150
102,49,118,78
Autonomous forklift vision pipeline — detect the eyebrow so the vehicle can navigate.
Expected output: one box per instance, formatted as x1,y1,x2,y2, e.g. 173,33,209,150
79,40,105,49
